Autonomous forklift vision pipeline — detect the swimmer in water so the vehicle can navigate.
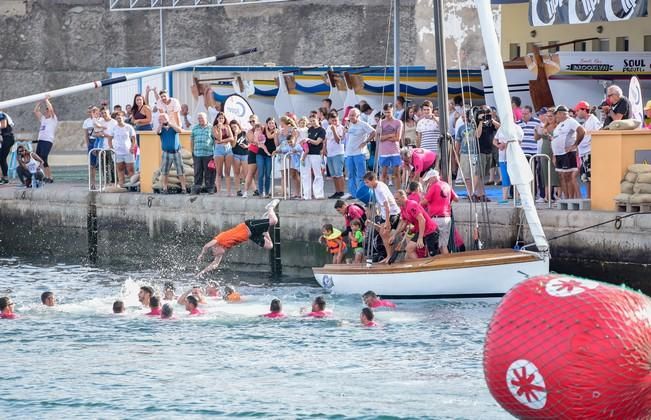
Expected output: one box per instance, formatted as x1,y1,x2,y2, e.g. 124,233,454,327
138,286,154,307
41,291,56,307
223,286,241,302
360,307,377,327
177,286,207,306
196,199,280,276
205,281,221,298
362,290,396,309
185,295,202,316
113,300,125,314
301,296,331,318
161,303,174,319
262,298,285,318
162,282,176,301
0,297,17,319
146,296,162,316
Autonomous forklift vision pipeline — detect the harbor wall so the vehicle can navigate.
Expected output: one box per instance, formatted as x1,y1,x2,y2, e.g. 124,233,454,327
0,0,489,129
0,186,649,289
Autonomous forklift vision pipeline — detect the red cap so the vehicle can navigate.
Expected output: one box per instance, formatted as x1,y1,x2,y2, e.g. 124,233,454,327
574,101,590,111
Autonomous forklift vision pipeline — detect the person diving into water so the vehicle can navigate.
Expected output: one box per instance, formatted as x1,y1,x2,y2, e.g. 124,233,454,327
197,199,279,276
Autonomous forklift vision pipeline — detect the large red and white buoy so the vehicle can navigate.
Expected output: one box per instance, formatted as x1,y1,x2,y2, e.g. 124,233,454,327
484,273,651,418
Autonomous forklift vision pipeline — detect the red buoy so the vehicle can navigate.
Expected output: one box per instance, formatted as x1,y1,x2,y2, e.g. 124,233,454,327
484,274,651,418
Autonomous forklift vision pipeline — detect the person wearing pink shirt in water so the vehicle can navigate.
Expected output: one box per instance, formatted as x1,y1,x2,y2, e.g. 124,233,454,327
262,299,286,319
0,297,17,319
362,290,396,309
360,308,377,327
146,296,162,316
185,295,203,316
161,303,175,319
401,147,437,183
302,296,331,318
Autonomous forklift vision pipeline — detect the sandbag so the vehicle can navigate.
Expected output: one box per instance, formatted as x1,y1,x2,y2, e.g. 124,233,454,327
621,181,635,194
630,194,651,204
636,172,651,184
614,193,631,203
130,173,140,184
607,119,641,130
628,164,651,174
180,149,192,160
633,182,651,194
624,171,638,183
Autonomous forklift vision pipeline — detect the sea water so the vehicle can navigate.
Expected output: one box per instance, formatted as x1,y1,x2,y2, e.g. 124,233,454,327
0,257,510,419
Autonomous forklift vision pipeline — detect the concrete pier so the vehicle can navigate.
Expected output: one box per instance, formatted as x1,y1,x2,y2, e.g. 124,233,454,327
0,183,649,289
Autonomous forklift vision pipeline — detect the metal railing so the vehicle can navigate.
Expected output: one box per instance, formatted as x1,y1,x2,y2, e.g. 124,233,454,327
88,148,117,192
271,152,302,199
530,154,552,209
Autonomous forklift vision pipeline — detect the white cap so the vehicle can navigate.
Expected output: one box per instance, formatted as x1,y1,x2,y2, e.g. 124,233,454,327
422,169,439,182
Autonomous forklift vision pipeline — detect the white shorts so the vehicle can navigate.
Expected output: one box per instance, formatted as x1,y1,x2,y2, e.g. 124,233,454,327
115,153,135,164
432,216,451,249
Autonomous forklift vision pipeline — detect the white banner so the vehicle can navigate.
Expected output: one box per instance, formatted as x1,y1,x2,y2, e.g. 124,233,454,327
538,52,651,75
223,94,255,130
530,0,647,26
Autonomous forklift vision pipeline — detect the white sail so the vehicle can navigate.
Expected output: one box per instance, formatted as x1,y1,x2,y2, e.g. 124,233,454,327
475,0,549,252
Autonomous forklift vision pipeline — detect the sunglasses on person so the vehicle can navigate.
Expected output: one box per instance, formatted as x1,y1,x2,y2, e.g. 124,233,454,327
17,148,26,153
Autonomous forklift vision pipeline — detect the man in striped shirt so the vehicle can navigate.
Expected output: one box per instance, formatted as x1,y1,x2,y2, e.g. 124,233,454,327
516,105,541,156
416,100,440,161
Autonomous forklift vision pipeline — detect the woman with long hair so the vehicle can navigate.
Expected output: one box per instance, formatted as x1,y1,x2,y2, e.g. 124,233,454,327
402,104,418,148
230,119,249,196
256,117,278,198
131,94,152,132
276,115,297,197
212,112,235,195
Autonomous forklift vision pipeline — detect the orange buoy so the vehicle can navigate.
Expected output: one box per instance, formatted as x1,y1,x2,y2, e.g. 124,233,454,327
484,273,651,418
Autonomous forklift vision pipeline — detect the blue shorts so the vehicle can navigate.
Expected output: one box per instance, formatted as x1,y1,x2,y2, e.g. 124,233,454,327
379,155,401,168
214,143,233,157
88,138,103,167
233,154,247,162
499,162,511,187
326,154,345,177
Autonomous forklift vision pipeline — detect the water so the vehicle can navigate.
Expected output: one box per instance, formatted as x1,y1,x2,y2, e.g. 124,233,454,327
0,257,509,419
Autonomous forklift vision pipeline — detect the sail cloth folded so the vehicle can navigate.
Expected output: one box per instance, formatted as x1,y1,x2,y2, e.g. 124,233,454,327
476,0,549,252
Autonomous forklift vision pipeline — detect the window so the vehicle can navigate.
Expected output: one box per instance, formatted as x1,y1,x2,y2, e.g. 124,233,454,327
645,35,651,52
592,38,610,51
548,41,559,53
509,43,521,59
526,42,541,53
616,36,629,51
574,41,587,52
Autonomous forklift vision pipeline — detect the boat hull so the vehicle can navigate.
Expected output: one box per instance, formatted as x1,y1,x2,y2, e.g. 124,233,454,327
312,249,550,299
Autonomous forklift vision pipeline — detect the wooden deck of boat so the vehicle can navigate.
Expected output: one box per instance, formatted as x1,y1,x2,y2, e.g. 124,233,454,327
313,248,541,274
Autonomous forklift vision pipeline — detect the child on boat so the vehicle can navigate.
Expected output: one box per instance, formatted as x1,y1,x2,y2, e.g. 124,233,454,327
350,219,365,264
320,223,346,264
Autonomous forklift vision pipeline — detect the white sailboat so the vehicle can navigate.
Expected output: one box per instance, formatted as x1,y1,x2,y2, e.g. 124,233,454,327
311,0,550,299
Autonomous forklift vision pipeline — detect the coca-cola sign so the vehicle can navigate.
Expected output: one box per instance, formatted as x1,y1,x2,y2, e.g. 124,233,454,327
529,0,647,26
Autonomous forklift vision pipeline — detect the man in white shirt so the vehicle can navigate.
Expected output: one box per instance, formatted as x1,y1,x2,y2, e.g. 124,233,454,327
325,113,346,199
94,108,118,186
344,108,375,199
574,101,601,198
33,95,57,183
552,105,585,199
180,103,193,130
363,171,401,264
105,112,137,187
153,89,181,127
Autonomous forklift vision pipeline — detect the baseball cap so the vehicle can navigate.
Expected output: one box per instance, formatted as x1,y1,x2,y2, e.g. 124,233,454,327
645,100,651,111
536,107,548,115
554,105,569,113
574,101,590,111
422,169,439,182
598,100,610,108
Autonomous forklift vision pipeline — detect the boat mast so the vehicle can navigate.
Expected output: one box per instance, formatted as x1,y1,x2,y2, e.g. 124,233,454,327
433,0,450,181
475,0,549,252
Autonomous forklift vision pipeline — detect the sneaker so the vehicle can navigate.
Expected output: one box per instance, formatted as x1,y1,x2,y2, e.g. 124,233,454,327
253,190,261,197
340,193,353,200
535,197,545,203
327,192,340,199
266,198,280,210
161,189,168,194
236,190,243,197
242,191,248,198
